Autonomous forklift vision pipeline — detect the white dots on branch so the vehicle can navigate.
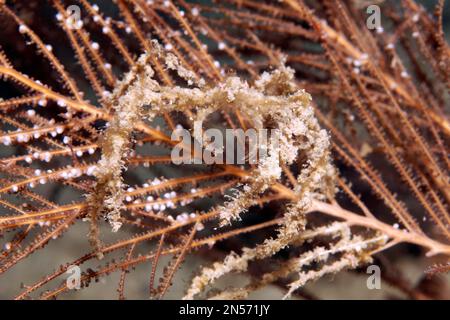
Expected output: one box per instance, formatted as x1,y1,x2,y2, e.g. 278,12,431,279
18,25,28,34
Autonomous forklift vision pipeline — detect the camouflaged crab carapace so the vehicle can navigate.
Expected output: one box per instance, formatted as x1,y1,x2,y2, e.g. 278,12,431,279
0,0,449,300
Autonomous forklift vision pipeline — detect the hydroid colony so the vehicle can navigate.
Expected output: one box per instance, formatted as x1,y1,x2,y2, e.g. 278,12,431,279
0,0,448,299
